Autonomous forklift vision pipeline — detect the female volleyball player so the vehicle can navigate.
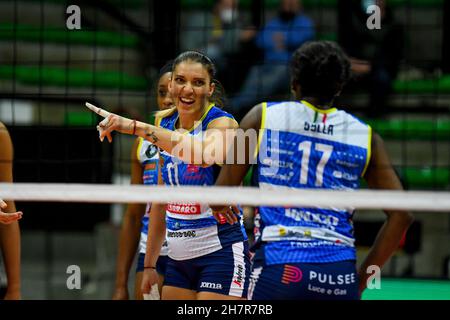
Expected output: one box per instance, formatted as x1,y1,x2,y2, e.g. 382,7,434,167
0,122,22,300
112,62,173,300
211,41,414,300
87,51,250,300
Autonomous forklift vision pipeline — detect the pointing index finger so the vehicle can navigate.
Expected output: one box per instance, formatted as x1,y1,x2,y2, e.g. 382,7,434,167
85,102,110,118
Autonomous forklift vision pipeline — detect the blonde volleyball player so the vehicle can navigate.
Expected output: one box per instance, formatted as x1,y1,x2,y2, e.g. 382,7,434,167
87,51,250,300
112,62,174,300
211,41,414,300
0,122,22,300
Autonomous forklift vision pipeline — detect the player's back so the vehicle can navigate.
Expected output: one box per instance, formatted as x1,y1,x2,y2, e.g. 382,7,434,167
254,100,371,264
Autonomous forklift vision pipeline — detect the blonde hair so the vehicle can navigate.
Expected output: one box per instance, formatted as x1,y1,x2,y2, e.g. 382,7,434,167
154,107,177,124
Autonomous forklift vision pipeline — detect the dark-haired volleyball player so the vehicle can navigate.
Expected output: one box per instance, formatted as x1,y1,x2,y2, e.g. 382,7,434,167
87,51,250,300
211,41,414,300
112,62,173,300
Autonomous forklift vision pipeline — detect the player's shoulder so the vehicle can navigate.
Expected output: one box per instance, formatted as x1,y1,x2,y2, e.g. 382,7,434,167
205,105,237,128
334,107,370,127
265,100,301,109
155,108,177,127
208,105,234,120
0,122,10,140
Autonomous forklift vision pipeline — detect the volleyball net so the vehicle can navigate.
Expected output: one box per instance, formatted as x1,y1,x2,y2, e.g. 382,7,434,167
1,0,450,300
1,182,450,300
2,183,450,211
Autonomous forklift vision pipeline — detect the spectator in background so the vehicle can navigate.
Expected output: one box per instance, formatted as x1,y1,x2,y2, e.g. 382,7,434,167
338,0,404,118
180,0,261,97
0,122,22,300
229,0,315,120
180,0,242,71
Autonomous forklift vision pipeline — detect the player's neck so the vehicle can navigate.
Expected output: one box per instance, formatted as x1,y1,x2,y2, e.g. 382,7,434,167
301,97,333,111
176,104,207,131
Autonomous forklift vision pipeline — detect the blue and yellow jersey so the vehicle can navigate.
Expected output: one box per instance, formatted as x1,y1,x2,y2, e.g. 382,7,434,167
254,100,372,264
136,137,169,255
158,104,247,260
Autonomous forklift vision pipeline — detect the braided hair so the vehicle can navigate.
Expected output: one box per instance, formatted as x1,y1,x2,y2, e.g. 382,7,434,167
291,41,351,105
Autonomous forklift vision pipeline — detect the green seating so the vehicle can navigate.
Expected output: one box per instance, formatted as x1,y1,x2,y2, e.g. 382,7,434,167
393,75,450,94
400,167,450,189
362,278,450,300
0,24,139,48
64,112,97,127
367,119,450,140
0,65,148,90
65,111,156,127
317,32,337,42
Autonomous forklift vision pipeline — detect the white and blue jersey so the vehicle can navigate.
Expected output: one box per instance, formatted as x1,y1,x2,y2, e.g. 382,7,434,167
158,104,248,261
254,100,372,264
137,138,168,256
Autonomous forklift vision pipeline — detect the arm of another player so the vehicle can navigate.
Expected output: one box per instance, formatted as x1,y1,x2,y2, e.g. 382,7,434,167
0,123,22,300
112,137,146,300
141,157,167,295
211,103,263,224
359,132,414,296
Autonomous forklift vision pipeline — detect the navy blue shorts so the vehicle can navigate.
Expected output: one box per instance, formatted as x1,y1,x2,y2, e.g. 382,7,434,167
136,253,169,276
164,242,251,298
249,259,359,300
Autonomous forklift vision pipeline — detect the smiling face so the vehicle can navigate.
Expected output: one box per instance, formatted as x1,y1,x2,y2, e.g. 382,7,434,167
169,60,215,118
157,72,173,110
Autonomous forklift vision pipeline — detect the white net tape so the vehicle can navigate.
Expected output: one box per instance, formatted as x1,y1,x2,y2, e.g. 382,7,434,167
1,183,450,211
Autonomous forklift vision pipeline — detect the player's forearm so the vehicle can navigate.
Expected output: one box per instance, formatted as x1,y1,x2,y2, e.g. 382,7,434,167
216,164,251,186
114,212,142,287
0,221,21,292
135,122,218,166
359,211,413,287
144,204,166,268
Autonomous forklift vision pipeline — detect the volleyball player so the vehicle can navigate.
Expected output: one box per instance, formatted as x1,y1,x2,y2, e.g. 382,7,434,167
112,62,173,300
211,41,414,300
87,51,250,300
0,122,22,300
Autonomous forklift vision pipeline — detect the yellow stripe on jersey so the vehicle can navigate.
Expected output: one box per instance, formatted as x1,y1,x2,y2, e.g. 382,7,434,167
185,103,215,133
361,125,372,177
254,102,267,159
301,100,337,114
155,115,162,127
136,137,144,162
206,116,238,130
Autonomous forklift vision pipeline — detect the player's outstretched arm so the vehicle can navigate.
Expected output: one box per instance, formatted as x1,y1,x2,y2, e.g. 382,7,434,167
211,103,263,224
86,102,236,167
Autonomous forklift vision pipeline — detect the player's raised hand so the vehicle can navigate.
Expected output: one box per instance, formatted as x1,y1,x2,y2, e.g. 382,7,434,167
0,199,23,225
85,102,135,143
